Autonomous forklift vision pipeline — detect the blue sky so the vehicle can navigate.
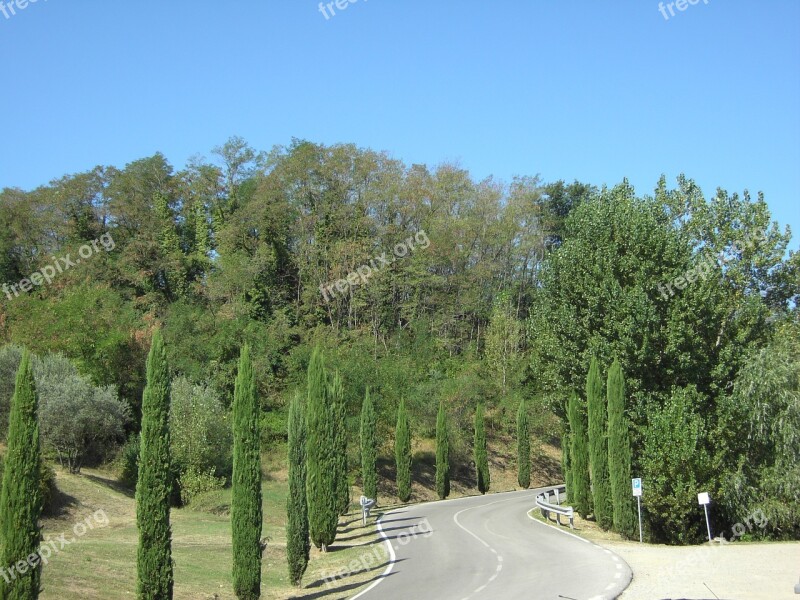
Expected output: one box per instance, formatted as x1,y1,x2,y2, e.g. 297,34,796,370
1,1,798,241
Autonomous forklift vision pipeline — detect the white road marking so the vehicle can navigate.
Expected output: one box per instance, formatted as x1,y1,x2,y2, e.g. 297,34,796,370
349,512,397,600
453,496,518,598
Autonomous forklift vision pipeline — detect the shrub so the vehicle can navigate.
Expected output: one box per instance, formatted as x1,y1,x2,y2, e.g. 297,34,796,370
170,377,232,505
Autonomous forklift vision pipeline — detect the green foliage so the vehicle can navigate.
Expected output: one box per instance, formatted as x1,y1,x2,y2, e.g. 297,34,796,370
178,467,225,507
474,403,490,494
517,398,531,489
329,371,349,516
435,400,450,499
170,377,232,505
0,350,42,600
34,353,130,474
359,388,378,501
395,400,412,503
117,434,140,490
567,393,591,517
4,285,145,412
305,347,338,551
587,357,612,529
136,331,174,600
485,293,522,394
561,430,572,496
607,360,636,539
640,386,711,544
286,393,310,587
0,345,23,441
716,318,800,539
231,345,262,599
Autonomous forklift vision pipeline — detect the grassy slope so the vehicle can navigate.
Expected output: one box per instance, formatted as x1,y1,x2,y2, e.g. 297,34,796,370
39,466,387,600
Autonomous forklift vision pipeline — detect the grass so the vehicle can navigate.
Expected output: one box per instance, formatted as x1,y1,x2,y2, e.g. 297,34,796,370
37,465,386,600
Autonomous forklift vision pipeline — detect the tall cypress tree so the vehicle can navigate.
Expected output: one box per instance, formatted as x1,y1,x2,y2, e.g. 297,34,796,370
561,428,573,499
567,392,591,518
306,347,338,551
330,372,349,516
0,350,42,600
286,393,310,587
474,403,490,494
136,331,174,600
517,398,531,489
587,357,612,529
435,400,450,500
607,359,636,539
359,388,378,501
231,344,262,599
394,400,412,503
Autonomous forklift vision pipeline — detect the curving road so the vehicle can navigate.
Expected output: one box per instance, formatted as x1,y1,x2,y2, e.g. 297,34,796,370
352,487,632,600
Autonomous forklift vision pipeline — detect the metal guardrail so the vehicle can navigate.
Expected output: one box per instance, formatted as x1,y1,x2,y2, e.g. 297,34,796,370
536,486,574,529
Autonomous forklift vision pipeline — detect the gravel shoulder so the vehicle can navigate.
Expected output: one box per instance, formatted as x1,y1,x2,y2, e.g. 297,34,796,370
596,538,800,600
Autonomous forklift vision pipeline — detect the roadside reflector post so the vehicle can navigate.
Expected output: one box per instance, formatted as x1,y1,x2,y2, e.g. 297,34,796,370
360,496,376,526
698,492,712,542
632,478,643,543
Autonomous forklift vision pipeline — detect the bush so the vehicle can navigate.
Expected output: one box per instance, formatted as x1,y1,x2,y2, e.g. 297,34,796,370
117,434,140,490
178,467,225,506
34,353,130,473
640,386,711,544
170,377,232,505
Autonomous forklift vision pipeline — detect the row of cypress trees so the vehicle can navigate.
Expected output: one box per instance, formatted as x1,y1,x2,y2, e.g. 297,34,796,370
0,334,265,600
564,357,636,539
286,348,351,587
135,333,263,600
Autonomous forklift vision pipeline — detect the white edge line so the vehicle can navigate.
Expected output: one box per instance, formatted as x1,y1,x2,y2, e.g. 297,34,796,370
526,510,633,596
350,487,561,600
349,512,397,600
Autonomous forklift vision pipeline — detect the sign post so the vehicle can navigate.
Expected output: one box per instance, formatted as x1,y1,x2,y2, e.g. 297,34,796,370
698,492,712,542
360,496,376,526
632,478,643,543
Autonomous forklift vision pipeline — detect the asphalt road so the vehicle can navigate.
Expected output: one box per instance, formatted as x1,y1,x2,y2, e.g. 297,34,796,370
352,487,632,600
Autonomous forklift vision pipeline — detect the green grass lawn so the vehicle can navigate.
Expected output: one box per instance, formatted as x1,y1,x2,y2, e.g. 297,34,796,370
37,467,386,600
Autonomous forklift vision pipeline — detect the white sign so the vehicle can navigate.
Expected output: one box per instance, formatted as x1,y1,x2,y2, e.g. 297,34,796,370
632,478,642,497
697,492,710,505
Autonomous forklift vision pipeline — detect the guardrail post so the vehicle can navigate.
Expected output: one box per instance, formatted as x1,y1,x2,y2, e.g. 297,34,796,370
554,488,560,505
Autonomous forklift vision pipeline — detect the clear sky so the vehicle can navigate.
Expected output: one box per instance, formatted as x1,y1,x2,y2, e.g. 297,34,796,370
1,1,798,242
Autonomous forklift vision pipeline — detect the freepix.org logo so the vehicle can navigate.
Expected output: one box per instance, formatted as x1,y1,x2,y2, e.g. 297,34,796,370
0,0,47,22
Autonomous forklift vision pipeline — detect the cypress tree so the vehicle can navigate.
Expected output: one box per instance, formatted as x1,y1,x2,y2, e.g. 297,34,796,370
231,344,262,599
394,400,412,503
517,398,531,489
567,392,591,518
607,359,636,539
474,403,490,494
330,372,349,516
286,393,310,587
435,400,450,500
359,388,378,501
587,357,612,529
0,350,42,600
561,428,572,499
136,331,174,600
305,347,338,551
